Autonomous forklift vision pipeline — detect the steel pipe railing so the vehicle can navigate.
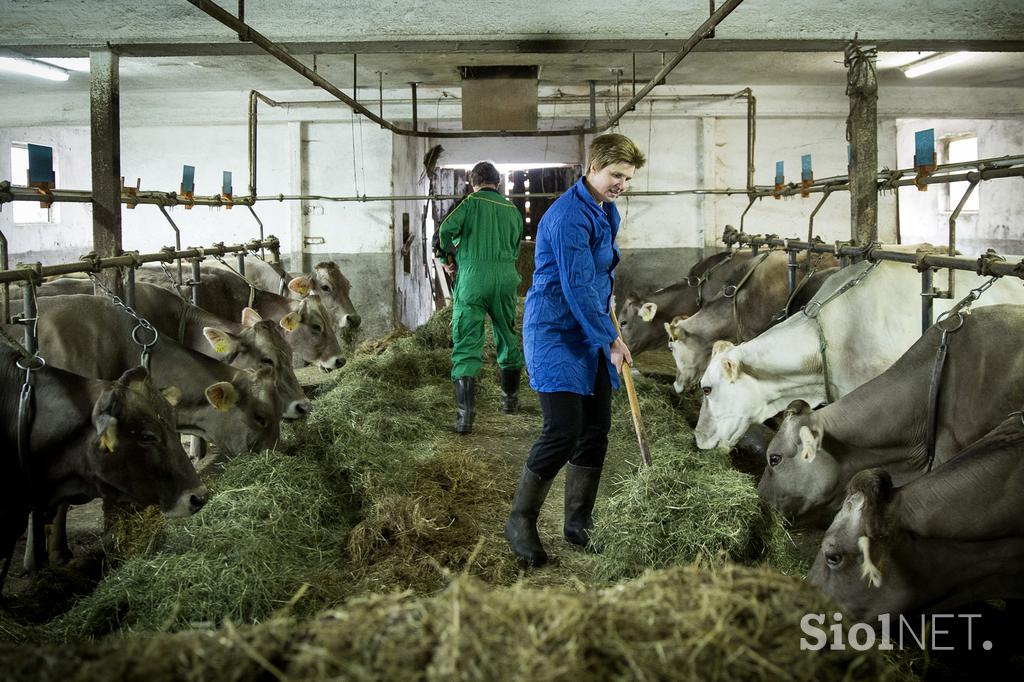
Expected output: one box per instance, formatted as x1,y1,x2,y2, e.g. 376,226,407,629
0,237,280,285
187,0,744,138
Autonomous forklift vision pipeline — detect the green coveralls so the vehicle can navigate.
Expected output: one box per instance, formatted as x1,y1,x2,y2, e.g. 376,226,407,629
439,187,526,381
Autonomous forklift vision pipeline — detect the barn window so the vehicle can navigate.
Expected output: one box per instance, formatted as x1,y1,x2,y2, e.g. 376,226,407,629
10,142,58,224
943,133,979,212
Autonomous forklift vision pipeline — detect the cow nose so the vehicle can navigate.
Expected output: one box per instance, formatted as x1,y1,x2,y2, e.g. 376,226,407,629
190,492,208,512
347,314,362,329
290,399,312,419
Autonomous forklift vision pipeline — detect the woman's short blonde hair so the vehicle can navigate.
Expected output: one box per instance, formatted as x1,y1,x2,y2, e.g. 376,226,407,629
587,133,646,172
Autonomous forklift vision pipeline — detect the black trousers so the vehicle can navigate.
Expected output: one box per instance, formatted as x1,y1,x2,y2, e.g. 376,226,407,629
526,360,613,480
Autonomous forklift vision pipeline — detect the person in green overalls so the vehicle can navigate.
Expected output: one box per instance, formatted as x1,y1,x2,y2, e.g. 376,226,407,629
436,161,525,434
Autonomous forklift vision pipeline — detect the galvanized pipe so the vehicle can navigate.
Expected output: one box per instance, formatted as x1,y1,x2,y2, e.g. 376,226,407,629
184,0,744,138
157,205,185,285
237,252,246,275
0,228,8,323
944,178,980,300
921,267,934,335
21,280,37,356
410,82,418,132
124,265,136,308
807,188,833,243
786,249,797,296
0,238,279,284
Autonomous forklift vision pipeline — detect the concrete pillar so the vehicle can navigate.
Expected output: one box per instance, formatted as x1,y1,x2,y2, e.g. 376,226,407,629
845,41,878,247
288,120,305,271
89,49,122,295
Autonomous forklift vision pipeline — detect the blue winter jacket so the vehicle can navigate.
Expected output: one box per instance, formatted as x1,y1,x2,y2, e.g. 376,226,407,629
524,176,621,394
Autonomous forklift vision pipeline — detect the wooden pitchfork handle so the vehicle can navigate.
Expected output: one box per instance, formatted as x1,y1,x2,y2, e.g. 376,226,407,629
610,308,652,467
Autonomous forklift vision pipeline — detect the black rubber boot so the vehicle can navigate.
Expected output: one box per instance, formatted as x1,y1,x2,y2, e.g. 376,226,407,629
499,368,521,414
504,465,553,567
563,462,603,550
453,376,476,434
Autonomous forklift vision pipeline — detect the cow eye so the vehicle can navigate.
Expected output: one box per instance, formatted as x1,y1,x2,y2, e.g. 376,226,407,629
825,552,843,568
702,386,712,396
254,414,270,429
311,324,323,334
768,454,782,467
320,285,331,292
138,431,159,445
261,356,275,367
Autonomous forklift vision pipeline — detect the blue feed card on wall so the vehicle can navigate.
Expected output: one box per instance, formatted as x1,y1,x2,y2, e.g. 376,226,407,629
801,154,812,181
915,129,935,167
222,171,232,195
182,165,195,193
775,161,784,185
27,144,55,185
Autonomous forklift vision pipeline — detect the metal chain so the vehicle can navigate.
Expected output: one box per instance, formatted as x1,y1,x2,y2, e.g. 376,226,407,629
1009,410,1024,427
936,275,998,326
157,260,189,300
88,273,159,369
212,253,258,308
803,260,881,319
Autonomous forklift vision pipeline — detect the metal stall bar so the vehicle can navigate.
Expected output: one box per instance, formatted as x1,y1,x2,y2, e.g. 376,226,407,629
720,229,1024,282
157,205,185,285
185,0,745,139
0,238,280,284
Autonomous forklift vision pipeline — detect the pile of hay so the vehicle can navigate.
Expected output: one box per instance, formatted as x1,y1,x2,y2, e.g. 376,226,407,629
1,565,904,681
594,375,801,579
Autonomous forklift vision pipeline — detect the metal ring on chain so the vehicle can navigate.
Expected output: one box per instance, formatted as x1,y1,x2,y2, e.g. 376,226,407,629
935,311,965,334
1009,410,1024,427
132,322,159,348
15,355,46,371
723,284,737,298
803,301,822,319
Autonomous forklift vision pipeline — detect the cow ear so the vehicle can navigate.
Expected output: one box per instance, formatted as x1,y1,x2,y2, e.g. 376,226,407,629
721,356,740,383
663,322,674,340
288,276,312,296
161,385,182,407
279,312,301,332
858,536,883,588
785,399,812,417
94,413,119,454
204,327,239,356
240,307,263,327
205,381,239,412
639,302,657,322
798,424,823,461
117,365,149,389
711,340,734,358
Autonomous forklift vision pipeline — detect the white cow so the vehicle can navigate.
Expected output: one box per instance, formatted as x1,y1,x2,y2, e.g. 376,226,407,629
695,251,1024,450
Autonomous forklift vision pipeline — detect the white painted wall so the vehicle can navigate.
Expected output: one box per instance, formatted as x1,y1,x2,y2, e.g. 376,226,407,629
896,117,1024,254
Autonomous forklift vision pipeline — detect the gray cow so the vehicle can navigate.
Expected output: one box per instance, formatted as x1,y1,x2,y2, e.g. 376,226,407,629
0,358,206,583
37,279,310,420
809,410,1024,621
616,251,751,354
759,304,1024,526
8,294,282,456
136,265,345,371
236,257,361,333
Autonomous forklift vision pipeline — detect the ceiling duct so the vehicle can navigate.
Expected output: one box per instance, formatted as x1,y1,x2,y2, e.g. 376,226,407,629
459,65,538,131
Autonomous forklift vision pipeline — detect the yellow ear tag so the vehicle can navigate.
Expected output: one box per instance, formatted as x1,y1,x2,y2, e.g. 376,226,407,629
100,426,118,454
296,282,310,295
214,340,230,354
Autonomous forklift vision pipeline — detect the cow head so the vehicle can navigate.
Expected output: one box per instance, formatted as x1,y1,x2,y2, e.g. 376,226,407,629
288,261,361,332
696,342,768,449
618,293,660,353
665,316,708,393
203,309,311,420
808,469,911,621
279,294,346,371
89,366,206,518
199,365,282,455
757,400,841,522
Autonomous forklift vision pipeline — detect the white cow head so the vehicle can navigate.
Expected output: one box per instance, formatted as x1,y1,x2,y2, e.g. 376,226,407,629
665,315,711,393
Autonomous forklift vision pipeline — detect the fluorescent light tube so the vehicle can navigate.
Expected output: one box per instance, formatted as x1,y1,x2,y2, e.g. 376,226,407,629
0,57,71,82
902,52,974,79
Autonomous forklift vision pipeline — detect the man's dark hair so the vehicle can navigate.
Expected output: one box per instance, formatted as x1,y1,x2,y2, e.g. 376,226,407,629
470,161,501,188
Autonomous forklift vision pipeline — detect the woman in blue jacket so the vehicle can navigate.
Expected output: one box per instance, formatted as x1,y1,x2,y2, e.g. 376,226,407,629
505,133,645,566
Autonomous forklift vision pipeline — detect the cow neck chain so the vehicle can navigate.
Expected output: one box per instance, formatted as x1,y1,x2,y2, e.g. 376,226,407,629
212,254,258,309
923,275,999,472
89,274,159,371
723,250,773,341
688,250,736,308
800,260,882,404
